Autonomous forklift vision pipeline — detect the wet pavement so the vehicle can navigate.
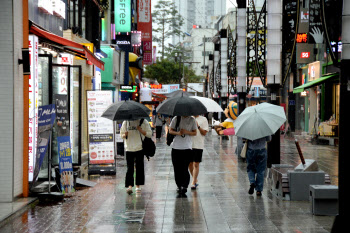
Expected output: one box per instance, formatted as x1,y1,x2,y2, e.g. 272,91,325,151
0,131,338,233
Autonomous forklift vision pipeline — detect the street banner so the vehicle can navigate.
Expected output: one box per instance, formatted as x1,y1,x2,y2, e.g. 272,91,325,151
308,0,323,44
54,94,69,137
87,91,115,164
57,136,74,194
143,41,152,65
28,35,39,182
137,0,152,41
32,104,56,183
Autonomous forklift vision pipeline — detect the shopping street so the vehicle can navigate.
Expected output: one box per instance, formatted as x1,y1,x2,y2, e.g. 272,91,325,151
0,132,337,233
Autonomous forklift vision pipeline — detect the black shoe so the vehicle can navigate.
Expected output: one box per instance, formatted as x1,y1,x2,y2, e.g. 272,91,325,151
181,187,187,194
176,187,181,193
248,184,255,195
256,191,262,196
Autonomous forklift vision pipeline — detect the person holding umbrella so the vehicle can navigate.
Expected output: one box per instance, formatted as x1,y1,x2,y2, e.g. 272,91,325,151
169,116,197,195
153,112,164,141
234,103,286,196
156,95,207,196
120,118,152,195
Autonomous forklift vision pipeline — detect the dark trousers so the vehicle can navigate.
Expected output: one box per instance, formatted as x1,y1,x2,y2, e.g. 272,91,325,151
171,149,191,189
156,126,162,138
125,150,145,187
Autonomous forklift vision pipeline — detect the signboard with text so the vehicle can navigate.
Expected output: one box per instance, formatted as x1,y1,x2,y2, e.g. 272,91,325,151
308,0,323,44
58,136,74,194
115,0,131,32
296,43,314,64
87,91,115,164
137,0,152,41
143,41,152,65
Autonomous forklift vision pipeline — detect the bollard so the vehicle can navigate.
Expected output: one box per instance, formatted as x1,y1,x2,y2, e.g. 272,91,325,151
294,139,305,165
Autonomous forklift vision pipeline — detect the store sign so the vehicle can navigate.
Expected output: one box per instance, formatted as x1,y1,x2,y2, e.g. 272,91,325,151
296,43,314,64
115,0,131,32
58,53,74,65
152,84,180,94
87,91,115,164
140,87,152,102
143,41,152,65
38,0,53,15
300,52,310,58
131,31,142,47
331,41,342,53
58,67,68,94
76,43,94,60
115,34,132,51
120,85,137,92
137,0,152,41
296,33,308,43
150,84,162,89
28,35,39,182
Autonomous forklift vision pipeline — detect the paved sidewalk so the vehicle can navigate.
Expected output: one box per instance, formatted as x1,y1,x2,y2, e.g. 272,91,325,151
0,131,337,232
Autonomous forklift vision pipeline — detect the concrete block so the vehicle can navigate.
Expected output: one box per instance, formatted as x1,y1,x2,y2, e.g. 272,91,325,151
294,159,319,172
310,185,338,216
288,171,325,201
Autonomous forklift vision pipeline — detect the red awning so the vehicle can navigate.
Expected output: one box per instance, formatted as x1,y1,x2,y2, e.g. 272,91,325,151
30,25,104,70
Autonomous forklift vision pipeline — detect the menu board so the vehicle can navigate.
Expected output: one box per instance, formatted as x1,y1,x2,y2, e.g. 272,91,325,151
87,91,115,164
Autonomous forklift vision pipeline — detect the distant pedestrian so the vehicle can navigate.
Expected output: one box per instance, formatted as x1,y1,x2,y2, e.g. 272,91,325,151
169,116,197,196
121,119,152,195
245,135,271,196
189,115,209,190
153,113,164,141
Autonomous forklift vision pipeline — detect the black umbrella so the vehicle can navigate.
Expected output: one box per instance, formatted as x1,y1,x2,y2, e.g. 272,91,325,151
101,100,151,121
164,90,194,98
156,96,207,116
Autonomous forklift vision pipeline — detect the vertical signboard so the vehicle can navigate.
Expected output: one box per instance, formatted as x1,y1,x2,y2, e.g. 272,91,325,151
28,35,39,181
115,0,131,32
137,0,152,41
87,91,114,164
143,41,152,65
153,46,157,63
308,0,323,44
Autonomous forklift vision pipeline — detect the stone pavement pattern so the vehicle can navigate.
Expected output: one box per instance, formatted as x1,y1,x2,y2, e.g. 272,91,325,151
0,132,337,233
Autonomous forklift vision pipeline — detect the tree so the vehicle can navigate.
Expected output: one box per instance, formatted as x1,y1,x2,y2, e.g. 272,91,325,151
144,59,201,85
152,0,184,60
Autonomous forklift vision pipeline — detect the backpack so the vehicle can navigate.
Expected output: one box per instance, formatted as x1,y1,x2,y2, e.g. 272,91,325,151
166,116,181,146
139,119,156,160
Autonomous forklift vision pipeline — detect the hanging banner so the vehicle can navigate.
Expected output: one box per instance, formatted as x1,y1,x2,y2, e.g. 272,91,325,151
28,35,39,182
143,41,152,65
115,0,131,32
54,94,69,136
308,0,323,44
32,104,56,183
57,136,74,194
87,91,115,164
153,46,157,63
137,0,152,41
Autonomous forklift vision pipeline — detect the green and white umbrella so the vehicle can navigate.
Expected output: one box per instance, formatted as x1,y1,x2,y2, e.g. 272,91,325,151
234,102,286,141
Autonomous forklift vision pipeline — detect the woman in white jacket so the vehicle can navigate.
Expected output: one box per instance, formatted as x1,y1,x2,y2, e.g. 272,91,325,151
120,119,152,194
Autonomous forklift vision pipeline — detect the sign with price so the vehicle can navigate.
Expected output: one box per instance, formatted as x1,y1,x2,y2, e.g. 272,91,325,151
58,136,74,194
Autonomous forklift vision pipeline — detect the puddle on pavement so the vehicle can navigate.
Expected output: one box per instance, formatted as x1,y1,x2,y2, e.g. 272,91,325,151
113,210,145,223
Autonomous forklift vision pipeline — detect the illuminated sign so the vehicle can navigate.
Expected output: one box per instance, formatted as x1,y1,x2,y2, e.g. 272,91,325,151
120,85,137,92
301,91,307,96
115,0,131,33
131,31,142,47
150,84,162,89
330,41,342,52
115,34,132,51
300,52,310,58
76,43,93,60
296,33,308,43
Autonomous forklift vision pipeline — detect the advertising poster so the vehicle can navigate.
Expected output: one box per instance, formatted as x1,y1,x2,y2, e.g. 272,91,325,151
308,0,323,44
57,136,74,194
143,41,153,65
137,0,152,41
54,94,69,137
28,35,39,182
32,104,56,183
87,91,114,164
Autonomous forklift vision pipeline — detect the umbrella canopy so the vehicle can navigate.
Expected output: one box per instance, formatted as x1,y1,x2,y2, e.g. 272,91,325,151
163,90,193,98
234,103,286,141
101,100,151,121
189,96,223,112
156,96,207,116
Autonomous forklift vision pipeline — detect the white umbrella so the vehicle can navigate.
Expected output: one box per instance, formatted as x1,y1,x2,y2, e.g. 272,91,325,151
234,102,286,141
189,96,224,112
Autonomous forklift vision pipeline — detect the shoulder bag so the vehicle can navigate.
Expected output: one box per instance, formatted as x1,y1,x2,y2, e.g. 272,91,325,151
240,141,248,159
139,119,156,160
166,116,181,146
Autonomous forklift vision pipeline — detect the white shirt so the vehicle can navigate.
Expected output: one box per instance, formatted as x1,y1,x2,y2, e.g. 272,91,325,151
170,116,197,150
192,116,209,149
120,119,152,152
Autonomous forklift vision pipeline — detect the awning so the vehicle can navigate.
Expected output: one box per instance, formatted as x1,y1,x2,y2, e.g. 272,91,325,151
30,25,104,70
293,73,339,93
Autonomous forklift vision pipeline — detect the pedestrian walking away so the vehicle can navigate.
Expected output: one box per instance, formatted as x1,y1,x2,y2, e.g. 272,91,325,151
153,113,164,141
120,119,152,195
169,116,197,197
189,115,209,190
245,135,271,196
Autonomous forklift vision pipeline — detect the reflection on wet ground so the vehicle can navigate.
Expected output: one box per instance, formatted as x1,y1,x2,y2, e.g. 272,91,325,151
0,132,337,232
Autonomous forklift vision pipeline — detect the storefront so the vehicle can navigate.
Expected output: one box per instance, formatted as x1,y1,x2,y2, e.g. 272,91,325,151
28,24,104,183
293,61,339,137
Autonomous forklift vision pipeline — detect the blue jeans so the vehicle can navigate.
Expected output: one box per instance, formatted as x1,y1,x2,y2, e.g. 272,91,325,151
246,148,267,192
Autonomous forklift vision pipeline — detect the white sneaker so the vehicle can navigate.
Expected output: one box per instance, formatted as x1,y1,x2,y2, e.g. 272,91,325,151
136,187,142,193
